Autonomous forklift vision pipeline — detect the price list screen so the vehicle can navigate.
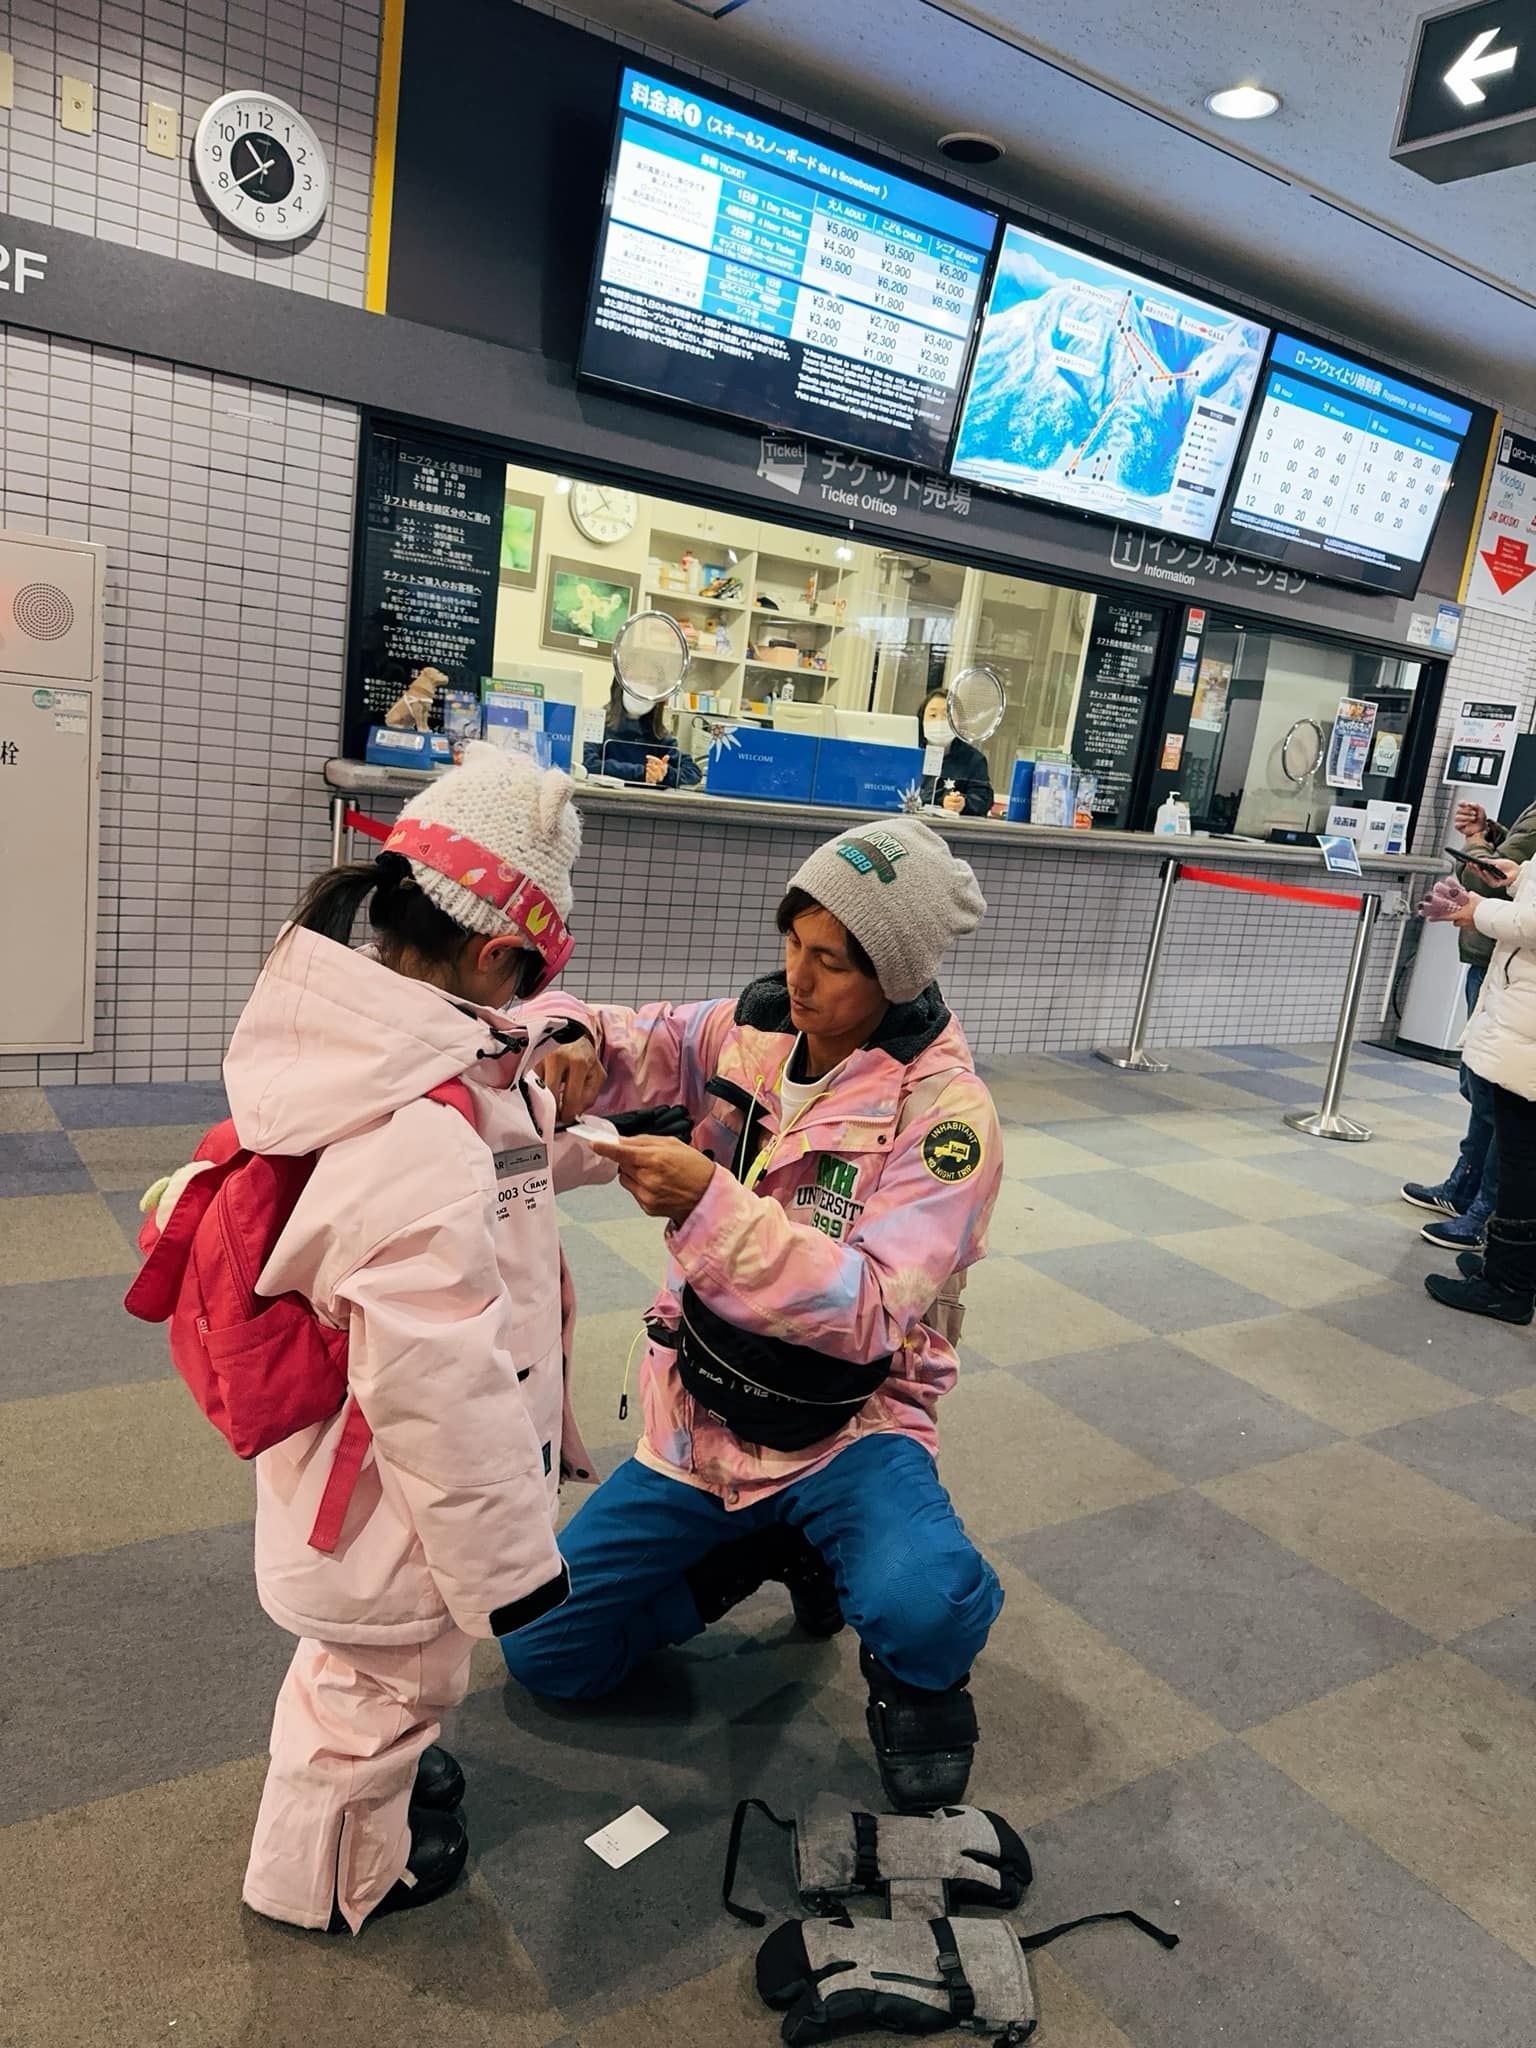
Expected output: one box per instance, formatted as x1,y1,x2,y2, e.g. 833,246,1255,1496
580,69,997,469
1216,335,1473,595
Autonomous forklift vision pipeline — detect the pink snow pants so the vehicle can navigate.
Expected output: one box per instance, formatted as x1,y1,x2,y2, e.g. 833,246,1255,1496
242,1627,474,1933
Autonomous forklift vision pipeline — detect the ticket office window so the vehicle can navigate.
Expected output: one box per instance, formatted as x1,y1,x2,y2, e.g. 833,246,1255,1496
349,422,1154,803
1178,618,1427,837
484,457,1112,798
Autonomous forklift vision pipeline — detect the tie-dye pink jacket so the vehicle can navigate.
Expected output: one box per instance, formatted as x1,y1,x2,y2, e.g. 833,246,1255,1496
587,979,1002,1508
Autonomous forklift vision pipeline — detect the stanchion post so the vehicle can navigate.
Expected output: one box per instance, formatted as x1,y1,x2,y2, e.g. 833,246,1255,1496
1096,858,1179,1073
1284,892,1380,1142
330,795,348,868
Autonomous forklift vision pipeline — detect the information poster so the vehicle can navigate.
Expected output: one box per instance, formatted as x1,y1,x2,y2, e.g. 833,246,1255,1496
1444,699,1518,789
1068,599,1163,827
1464,427,1536,622
1327,697,1377,791
582,70,997,470
1189,657,1233,732
353,426,507,741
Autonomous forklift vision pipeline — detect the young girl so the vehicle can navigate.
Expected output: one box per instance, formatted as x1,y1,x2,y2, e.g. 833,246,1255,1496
157,743,611,1934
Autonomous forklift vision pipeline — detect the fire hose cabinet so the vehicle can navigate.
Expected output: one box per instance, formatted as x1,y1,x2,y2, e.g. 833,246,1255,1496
0,532,106,1054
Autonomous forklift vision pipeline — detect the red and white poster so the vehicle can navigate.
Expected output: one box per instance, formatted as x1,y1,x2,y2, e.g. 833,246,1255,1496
1464,427,1536,621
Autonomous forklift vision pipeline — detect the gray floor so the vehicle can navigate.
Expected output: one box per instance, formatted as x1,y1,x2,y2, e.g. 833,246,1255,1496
4,1041,1536,2047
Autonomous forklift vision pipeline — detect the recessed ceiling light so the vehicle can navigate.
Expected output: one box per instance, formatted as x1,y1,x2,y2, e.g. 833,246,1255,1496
938,131,1004,165
1203,84,1281,120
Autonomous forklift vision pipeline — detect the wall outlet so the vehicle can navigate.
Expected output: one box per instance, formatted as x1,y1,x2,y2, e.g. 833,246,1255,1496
59,73,93,135
0,52,14,111
145,99,177,158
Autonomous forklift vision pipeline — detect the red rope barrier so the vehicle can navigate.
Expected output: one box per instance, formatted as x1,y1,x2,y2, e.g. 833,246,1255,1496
344,807,389,844
1178,864,1364,913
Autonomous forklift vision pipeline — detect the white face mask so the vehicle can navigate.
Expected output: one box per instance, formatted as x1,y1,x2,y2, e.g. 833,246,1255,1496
621,686,652,717
923,712,952,747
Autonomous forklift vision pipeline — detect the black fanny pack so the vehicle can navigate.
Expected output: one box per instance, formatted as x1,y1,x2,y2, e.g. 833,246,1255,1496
666,1285,891,1453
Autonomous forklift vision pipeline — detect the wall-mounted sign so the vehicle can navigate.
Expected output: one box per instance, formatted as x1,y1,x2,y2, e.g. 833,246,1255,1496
1068,599,1164,828
1393,2,1536,182
352,425,507,742
1444,697,1519,787
1464,426,1536,620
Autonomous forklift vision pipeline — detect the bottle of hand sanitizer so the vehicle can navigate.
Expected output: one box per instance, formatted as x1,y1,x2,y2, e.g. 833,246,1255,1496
1155,793,1191,836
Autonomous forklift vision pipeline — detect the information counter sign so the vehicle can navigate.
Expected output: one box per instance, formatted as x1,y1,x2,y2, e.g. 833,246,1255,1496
1393,2,1536,183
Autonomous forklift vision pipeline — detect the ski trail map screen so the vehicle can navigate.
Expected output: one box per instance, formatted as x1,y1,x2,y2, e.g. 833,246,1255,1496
1215,335,1474,595
580,70,998,470
949,224,1269,540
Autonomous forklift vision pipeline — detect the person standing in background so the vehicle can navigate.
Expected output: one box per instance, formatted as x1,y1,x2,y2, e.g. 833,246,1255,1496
1429,852,1536,1323
1402,795,1536,1250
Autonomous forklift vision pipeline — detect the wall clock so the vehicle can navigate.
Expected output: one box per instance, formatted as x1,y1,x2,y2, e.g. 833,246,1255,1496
570,482,639,547
192,90,330,244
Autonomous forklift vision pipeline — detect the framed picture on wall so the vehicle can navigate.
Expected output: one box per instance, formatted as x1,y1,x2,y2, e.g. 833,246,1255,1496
542,556,640,654
500,489,543,590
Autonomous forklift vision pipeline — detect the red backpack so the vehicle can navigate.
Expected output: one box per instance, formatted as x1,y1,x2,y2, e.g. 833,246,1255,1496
124,1081,475,1552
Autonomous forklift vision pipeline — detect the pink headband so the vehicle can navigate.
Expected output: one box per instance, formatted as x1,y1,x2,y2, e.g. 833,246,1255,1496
382,817,575,993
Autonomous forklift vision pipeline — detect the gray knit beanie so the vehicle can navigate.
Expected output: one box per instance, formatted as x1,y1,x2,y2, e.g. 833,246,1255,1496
789,818,986,1003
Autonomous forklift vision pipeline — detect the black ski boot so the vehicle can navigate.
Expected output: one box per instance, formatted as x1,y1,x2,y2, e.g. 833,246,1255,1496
686,1524,844,1637
861,1645,978,1812
412,1743,465,1812
325,1808,468,1933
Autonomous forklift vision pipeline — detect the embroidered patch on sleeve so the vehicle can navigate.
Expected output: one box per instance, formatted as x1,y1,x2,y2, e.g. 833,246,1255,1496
921,1119,983,1182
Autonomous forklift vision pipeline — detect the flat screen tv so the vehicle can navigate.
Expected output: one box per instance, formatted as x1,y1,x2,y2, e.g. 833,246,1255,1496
949,222,1270,541
1213,333,1475,596
578,67,998,470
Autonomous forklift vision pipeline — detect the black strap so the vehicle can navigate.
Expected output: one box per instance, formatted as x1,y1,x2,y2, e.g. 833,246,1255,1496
851,1810,881,1891
722,1797,796,1926
930,1917,977,2022
1019,1909,1179,1954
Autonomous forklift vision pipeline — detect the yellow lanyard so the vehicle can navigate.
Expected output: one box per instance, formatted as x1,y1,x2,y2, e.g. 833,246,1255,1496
743,1063,818,1192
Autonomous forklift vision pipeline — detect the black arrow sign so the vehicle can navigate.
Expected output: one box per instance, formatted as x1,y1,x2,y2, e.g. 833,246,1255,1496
1392,0,1536,182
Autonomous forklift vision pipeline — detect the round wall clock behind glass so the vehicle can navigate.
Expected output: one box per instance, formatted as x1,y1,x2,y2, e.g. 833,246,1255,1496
192,90,330,244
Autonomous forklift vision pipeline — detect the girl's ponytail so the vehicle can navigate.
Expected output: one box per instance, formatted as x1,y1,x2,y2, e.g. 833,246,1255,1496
291,859,384,946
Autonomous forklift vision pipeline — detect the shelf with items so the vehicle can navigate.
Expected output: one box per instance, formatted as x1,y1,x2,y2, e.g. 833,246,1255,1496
646,529,752,611
646,584,748,614
744,659,837,683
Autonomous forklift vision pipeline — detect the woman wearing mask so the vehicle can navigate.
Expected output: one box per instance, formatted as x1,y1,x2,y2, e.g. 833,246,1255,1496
918,689,993,817
584,675,702,789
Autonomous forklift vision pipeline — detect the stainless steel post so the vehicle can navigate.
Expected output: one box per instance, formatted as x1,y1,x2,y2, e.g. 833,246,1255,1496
330,795,347,868
1095,858,1179,1073
1285,892,1380,1141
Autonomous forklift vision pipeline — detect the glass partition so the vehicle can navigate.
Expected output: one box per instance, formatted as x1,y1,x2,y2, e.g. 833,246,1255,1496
1178,618,1426,837
349,422,1163,818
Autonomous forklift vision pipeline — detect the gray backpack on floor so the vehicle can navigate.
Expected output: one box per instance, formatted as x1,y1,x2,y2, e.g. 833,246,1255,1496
724,1799,1178,2047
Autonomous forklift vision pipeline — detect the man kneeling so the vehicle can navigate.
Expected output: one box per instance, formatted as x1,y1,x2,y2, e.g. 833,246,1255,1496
509,819,1004,1809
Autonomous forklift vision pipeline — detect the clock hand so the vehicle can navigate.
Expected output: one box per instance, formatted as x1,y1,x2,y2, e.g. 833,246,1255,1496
233,144,273,187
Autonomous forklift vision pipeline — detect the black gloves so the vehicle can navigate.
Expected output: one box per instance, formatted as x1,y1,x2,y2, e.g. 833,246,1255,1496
605,1105,695,1142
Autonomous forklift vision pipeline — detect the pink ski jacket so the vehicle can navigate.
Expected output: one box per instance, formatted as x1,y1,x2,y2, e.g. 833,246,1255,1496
580,976,1002,1508
218,928,614,1647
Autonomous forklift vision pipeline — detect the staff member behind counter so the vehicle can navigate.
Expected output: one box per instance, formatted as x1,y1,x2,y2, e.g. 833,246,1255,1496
507,819,1004,1812
583,676,702,789
919,690,994,816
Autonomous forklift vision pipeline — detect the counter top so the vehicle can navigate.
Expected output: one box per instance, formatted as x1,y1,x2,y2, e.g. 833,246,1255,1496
324,758,1442,878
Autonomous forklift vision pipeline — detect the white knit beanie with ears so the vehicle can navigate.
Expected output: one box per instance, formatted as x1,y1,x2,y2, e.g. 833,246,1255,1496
391,741,581,938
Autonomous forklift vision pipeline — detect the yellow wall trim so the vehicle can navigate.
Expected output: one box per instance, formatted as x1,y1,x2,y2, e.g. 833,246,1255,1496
365,0,406,314
1459,412,1502,604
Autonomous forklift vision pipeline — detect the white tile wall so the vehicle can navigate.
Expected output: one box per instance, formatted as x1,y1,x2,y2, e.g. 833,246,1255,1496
0,0,374,1085
0,332,359,1085
1413,605,1536,859
0,0,378,303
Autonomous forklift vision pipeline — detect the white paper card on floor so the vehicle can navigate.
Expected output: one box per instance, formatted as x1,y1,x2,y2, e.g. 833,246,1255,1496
585,1805,670,1869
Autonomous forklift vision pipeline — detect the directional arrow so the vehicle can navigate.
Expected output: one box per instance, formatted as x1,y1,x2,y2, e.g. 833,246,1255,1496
1445,25,1519,107
1481,536,1536,595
